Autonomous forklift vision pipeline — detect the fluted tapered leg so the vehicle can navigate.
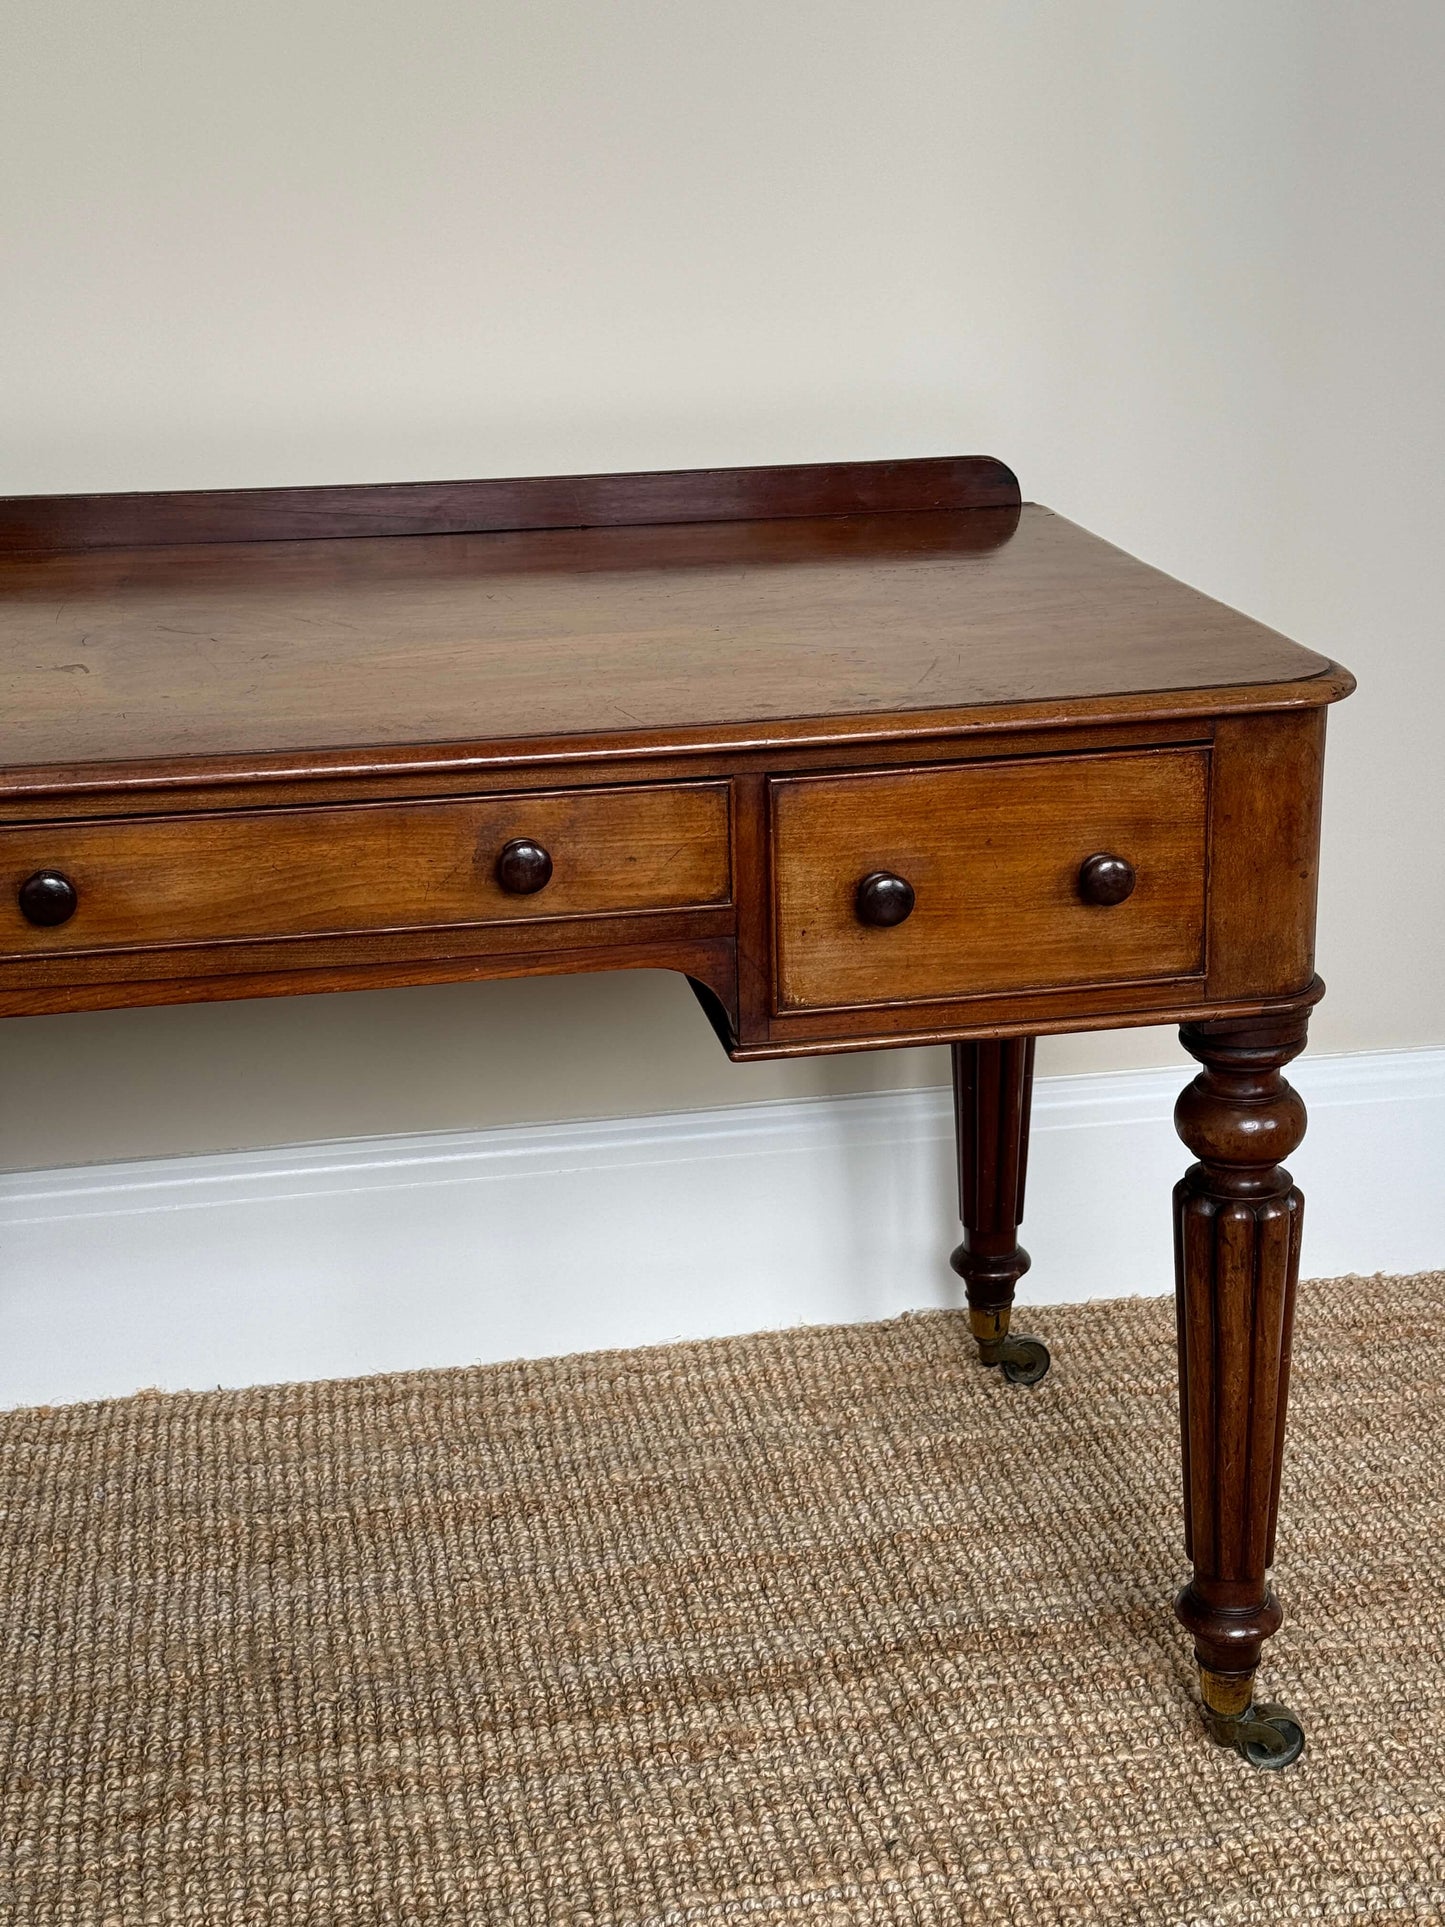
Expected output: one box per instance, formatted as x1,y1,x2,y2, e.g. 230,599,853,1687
949,1037,1050,1386
1173,1011,1309,1767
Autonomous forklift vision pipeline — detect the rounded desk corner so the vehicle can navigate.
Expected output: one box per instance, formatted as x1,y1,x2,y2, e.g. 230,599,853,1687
1319,660,1357,704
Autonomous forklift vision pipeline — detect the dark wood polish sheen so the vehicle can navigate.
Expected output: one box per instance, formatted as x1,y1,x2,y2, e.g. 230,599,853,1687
18,871,79,928
1171,1011,1315,1764
0,455,1021,554
0,455,1353,1764
1077,853,1137,906
495,838,554,896
854,872,916,928
950,1039,1032,1305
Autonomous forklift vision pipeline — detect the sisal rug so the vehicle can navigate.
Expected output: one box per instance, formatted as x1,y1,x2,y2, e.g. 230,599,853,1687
2,1273,1444,1925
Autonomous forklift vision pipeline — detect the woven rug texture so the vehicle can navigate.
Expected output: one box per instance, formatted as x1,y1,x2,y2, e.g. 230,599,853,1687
2,1271,1443,1925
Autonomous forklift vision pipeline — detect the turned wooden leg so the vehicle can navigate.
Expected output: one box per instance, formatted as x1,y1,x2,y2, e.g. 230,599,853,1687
1173,1011,1309,1768
949,1037,1050,1386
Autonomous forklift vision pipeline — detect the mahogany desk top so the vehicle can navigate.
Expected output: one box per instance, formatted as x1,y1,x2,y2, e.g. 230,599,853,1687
0,457,1344,786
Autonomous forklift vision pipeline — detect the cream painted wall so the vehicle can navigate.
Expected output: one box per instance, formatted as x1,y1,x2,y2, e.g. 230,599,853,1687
2,2,1442,1171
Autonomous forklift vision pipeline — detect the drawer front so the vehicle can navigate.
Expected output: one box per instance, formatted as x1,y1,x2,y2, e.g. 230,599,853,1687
771,749,1208,1011
0,782,731,959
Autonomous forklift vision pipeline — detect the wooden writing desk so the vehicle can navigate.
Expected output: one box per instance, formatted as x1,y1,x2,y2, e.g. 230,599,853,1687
0,457,1353,1767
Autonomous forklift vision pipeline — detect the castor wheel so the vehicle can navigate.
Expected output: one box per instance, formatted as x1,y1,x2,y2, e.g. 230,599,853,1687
1198,1668,1305,1768
997,1333,1051,1386
976,1330,1052,1386
966,1305,1052,1386
1204,1699,1306,1769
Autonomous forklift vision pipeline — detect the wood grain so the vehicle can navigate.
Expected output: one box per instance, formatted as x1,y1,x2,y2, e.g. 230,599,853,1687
0,931,740,1021
1206,709,1326,1001
0,721,1214,821
770,749,1209,1011
0,905,737,995
0,782,730,960
0,504,1339,781
1173,1011,1310,1693
949,1037,1036,1317
720,979,1325,1059
0,456,1020,554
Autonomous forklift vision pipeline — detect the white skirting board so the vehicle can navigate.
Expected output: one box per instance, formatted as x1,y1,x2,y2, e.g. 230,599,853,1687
0,1047,1441,1409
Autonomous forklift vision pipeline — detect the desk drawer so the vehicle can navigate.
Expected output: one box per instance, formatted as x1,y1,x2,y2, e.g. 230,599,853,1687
0,782,731,959
771,749,1207,1011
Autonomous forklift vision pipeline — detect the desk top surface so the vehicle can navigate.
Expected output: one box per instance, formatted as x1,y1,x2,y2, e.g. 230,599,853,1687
0,462,1348,791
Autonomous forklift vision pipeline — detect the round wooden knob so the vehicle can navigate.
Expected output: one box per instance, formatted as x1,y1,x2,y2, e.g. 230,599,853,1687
18,870,79,927
1077,853,1136,906
495,838,554,895
855,871,916,928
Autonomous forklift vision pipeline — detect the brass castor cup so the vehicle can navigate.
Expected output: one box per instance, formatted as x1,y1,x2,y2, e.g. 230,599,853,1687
968,1305,1051,1387
1200,1667,1306,1770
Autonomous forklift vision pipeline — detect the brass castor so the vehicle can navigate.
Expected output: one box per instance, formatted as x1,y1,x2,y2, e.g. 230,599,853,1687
1200,1668,1305,1769
969,1307,1051,1386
